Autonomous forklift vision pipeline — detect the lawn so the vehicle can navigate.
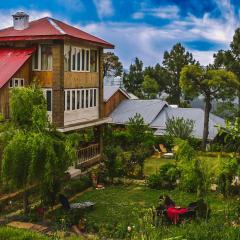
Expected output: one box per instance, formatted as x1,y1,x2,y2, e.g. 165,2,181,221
144,153,225,176
70,184,239,239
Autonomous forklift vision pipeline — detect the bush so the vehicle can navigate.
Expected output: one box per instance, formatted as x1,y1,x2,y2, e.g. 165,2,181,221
147,163,179,190
63,176,92,198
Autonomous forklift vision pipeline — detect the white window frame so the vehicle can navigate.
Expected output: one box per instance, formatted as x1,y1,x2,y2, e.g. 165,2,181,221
43,88,52,112
9,78,24,88
64,88,98,111
33,45,53,71
71,46,90,72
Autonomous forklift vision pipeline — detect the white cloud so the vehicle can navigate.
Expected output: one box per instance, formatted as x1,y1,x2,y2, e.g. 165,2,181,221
56,0,85,12
132,5,180,20
0,9,52,29
93,0,114,18
190,50,215,65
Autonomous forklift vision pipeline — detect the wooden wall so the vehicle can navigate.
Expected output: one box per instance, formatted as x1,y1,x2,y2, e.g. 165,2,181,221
33,71,53,87
104,90,128,117
0,61,30,119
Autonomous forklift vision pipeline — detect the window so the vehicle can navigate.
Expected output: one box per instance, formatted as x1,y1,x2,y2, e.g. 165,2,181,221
33,45,52,71
94,89,97,106
9,78,24,88
86,90,89,108
77,90,80,109
46,90,52,111
90,89,93,107
67,91,71,110
72,91,75,110
71,47,90,72
90,50,98,72
81,89,84,108
64,45,71,71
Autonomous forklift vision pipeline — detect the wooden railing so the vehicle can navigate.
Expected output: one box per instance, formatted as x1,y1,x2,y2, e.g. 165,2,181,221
76,143,100,167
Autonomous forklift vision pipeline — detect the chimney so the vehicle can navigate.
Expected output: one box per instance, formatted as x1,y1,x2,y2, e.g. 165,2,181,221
12,12,29,30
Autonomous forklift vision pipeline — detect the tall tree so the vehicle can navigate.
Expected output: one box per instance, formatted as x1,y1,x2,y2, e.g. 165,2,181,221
103,52,123,77
180,65,238,149
142,75,159,99
214,28,240,116
123,58,144,98
163,43,197,105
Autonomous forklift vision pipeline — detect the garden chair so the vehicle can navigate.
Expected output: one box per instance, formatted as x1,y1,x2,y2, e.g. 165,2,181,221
153,145,161,158
159,144,174,159
59,194,95,211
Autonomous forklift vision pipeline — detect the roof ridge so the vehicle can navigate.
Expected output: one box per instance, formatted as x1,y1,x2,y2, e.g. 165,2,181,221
47,18,66,35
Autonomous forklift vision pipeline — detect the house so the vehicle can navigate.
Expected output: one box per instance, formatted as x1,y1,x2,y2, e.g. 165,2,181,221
109,99,225,140
103,85,138,116
0,12,114,169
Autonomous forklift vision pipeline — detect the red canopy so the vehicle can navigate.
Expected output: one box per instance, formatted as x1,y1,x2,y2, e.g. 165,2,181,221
0,48,35,88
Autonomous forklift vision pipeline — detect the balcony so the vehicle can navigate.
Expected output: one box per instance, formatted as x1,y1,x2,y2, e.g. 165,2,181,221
76,143,101,169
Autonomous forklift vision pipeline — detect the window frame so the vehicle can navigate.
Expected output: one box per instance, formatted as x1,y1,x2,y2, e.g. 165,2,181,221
71,46,90,72
9,78,25,88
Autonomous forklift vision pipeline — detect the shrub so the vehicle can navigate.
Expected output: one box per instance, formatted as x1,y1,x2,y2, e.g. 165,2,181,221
147,163,179,190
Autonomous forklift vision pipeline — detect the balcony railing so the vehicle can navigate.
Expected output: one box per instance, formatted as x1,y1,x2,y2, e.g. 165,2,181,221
76,143,101,168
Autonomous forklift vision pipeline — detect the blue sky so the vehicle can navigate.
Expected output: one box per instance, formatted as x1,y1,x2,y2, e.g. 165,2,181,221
0,0,239,67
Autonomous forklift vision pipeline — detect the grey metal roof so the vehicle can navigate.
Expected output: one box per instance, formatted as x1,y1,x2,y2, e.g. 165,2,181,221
104,85,139,102
152,107,225,140
110,99,168,125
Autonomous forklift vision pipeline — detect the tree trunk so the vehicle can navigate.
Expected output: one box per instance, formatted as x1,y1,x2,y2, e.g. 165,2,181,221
23,190,29,215
202,97,212,150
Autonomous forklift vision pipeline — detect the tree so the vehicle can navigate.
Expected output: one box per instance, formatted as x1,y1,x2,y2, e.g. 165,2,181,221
166,117,195,140
1,86,76,214
123,58,144,98
142,75,159,99
162,43,197,105
180,65,238,149
103,52,123,77
214,28,240,116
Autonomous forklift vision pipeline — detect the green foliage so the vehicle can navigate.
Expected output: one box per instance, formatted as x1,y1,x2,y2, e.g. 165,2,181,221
103,52,123,77
162,43,197,104
166,117,195,140
147,163,179,190
142,75,159,99
123,58,144,98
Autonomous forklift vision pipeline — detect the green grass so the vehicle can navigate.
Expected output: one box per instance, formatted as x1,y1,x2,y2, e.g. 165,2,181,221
144,153,227,176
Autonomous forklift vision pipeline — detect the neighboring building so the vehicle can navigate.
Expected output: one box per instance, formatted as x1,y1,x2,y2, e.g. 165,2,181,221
103,85,138,116
104,76,123,87
0,12,114,169
110,99,225,140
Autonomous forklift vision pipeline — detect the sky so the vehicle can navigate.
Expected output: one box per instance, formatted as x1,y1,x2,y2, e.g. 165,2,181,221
0,0,240,68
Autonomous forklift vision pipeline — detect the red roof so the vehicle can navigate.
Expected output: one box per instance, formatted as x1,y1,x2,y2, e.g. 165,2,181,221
0,17,114,48
0,48,35,88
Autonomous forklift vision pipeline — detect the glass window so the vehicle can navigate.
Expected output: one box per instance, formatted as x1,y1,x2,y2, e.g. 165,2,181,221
33,48,39,70
9,79,13,88
86,89,89,108
67,91,71,110
81,49,85,71
94,89,97,106
64,45,71,71
20,79,24,86
72,48,76,71
90,50,98,72
15,79,18,87
46,90,52,111
81,90,84,108
72,90,75,110
41,45,52,70
86,50,90,71
90,89,93,107
77,90,80,109
77,50,81,71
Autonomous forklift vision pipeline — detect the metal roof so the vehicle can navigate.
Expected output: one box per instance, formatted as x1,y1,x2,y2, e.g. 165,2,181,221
152,107,225,140
0,17,114,48
0,48,36,88
104,86,131,102
110,99,168,125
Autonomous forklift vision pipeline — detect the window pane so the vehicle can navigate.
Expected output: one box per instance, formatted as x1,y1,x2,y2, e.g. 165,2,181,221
86,89,89,108
90,89,93,107
64,45,71,71
86,50,89,71
9,79,13,88
77,50,81,71
67,91,71,110
94,89,97,106
77,90,80,109
20,79,24,86
33,49,39,70
81,90,84,108
81,49,85,71
46,90,52,111
90,50,98,72
72,91,75,110
15,79,18,87
41,45,52,70
72,48,76,71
